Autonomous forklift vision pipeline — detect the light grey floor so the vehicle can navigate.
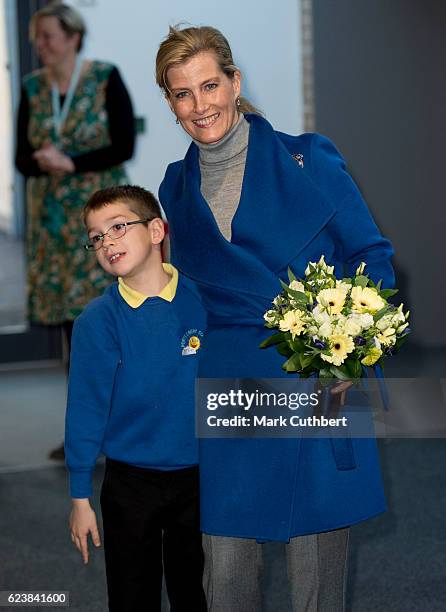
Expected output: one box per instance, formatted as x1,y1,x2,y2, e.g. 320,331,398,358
0,368,66,471
0,232,26,332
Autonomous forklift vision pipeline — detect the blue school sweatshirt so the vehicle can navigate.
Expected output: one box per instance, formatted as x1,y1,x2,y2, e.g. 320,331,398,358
65,265,206,498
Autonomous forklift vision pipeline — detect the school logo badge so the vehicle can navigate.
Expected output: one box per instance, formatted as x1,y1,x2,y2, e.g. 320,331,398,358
181,329,204,356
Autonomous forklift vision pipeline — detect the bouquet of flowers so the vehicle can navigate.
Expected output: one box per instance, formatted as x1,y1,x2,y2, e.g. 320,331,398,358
260,256,410,380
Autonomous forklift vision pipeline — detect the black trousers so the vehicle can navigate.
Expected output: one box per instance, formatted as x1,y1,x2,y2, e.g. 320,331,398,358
100,459,206,612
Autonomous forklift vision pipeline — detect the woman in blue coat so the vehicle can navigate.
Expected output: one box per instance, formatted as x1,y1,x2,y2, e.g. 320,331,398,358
156,25,394,611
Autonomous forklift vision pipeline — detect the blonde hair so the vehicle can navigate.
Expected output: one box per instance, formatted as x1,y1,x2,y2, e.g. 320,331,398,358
30,2,86,52
155,24,262,115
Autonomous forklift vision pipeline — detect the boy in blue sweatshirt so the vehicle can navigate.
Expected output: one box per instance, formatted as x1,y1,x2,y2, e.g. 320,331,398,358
65,185,206,611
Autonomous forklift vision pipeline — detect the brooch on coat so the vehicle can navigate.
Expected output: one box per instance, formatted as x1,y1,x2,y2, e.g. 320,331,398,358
292,153,304,168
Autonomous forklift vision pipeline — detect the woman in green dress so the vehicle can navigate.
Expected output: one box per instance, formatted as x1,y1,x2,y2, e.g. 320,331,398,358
15,3,135,458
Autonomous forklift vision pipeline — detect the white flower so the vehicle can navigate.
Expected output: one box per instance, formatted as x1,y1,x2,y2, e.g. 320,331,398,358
336,279,352,293
358,313,374,329
319,320,334,338
312,305,329,325
376,314,394,331
264,310,276,324
355,262,367,275
377,328,396,346
316,255,335,275
344,317,362,337
397,322,409,334
289,280,305,293
346,312,373,333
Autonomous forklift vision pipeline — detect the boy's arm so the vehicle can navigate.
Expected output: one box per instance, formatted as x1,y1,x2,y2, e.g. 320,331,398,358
70,499,101,564
65,311,120,499
65,311,120,563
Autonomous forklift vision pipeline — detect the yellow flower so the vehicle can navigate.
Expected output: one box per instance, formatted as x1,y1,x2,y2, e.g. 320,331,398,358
320,333,355,366
361,347,383,366
279,310,306,338
351,286,385,313
317,288,346,314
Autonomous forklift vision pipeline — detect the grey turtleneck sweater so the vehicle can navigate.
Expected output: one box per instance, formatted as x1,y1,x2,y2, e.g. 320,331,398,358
194,114,250,241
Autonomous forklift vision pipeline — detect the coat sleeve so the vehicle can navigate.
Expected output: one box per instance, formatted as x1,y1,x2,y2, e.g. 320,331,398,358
65,308,121,498
310,134,395,288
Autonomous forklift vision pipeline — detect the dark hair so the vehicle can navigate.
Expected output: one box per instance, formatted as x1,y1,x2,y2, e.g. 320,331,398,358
83,185,162,226
30,3,86,52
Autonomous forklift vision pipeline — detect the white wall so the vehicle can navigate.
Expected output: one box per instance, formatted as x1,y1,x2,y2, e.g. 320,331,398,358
69,0,303,196
0,0,14,233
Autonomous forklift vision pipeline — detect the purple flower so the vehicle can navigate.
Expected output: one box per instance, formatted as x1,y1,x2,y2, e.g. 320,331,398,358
354,336,366,346
313,339,326,350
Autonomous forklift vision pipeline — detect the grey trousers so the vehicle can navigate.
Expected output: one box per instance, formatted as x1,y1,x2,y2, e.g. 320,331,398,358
203,528,349,612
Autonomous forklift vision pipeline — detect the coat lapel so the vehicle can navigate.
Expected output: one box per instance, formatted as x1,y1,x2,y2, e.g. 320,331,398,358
231,114,336,273
167,114,335,297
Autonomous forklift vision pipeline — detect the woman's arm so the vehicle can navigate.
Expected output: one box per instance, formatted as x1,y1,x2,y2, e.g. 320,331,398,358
15,88,44,177
310,134,395,288
69,66,136,172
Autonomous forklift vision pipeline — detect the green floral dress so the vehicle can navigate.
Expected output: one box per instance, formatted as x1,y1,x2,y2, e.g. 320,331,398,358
23,61,128,324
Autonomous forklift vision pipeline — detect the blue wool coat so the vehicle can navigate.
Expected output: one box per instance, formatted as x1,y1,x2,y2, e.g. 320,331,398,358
159,113,394,542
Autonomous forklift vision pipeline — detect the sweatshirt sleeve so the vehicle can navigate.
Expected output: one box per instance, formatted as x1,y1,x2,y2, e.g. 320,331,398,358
310,134,395,288
65,308,121,498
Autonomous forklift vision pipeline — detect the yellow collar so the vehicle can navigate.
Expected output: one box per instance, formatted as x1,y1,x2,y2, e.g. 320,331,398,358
118,264,178,308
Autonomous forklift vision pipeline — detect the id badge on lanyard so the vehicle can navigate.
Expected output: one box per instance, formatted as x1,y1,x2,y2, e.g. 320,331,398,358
51,54,84,145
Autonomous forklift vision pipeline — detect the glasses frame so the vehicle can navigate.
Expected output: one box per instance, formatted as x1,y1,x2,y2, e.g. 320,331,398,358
84,218,152,251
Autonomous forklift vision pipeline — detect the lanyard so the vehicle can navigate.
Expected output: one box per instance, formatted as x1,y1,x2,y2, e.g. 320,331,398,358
51,54,84,139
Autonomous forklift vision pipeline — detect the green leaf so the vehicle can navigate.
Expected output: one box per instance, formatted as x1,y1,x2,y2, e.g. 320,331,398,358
319,368,332,379
282,353,301,372
259,332,286,349
300,353,315,369
344,358,362,379
329,365,351,381
289,337,305,352
375,279,383,291
287,288,308,304
380,288,399,299
354,275,369,288
277,342,293,357
280,279,291,292
287,267,297,283
374,305,392,321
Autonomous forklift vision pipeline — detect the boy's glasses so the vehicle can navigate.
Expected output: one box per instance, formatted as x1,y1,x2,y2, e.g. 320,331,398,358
84,219,152,251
